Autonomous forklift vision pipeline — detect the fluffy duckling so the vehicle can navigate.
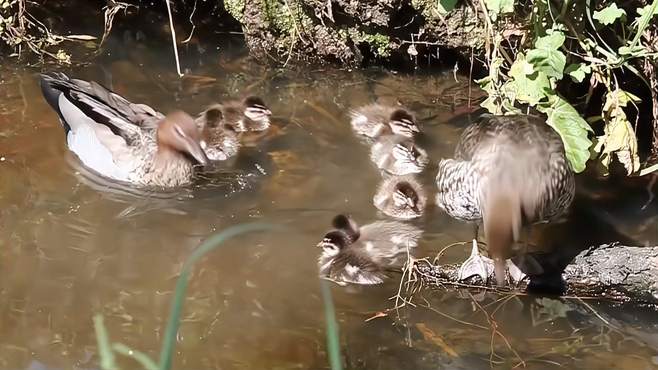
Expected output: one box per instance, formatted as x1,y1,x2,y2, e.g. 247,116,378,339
370,135,429,175
195,104,240,161
39,72,208,188
316,214,422,285
349,104,420,138
206,96,272,132
373,175,427,219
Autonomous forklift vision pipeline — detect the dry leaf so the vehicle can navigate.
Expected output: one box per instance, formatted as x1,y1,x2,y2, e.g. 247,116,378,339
415,323,459,358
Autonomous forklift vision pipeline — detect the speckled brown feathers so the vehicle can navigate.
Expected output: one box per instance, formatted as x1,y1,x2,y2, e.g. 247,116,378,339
436,114,575,285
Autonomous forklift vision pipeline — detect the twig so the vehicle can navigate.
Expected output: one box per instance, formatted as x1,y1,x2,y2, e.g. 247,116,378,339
467,292,526,367
182,0,198,44
164,0,184,77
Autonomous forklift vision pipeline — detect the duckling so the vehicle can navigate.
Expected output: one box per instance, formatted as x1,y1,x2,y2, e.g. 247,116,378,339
370,135,429,175
373,175,427,219
349,104,420,138
206,96,272,132
317,214,423,286
39,72,208,188
195,104,240,161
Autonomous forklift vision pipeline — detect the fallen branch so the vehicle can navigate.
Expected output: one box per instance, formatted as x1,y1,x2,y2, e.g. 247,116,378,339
412,243,658,306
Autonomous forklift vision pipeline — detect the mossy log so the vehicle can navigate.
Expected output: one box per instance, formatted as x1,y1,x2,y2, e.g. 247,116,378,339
413,243,658,306
223,0,493,66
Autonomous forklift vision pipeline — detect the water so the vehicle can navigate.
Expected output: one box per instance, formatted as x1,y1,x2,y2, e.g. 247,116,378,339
2,34,658,370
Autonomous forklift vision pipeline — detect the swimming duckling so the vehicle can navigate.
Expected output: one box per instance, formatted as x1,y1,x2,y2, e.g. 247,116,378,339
196,104,240,161
373,175,426,219
349,104,420,138
317,214,423,285
39,72,208,188
208,96,272,132
370,135,429,175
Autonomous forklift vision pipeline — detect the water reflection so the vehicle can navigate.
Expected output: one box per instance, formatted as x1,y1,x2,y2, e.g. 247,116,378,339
0,38,657,370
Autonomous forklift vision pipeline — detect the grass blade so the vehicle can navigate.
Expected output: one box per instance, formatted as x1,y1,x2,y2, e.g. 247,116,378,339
93,314,119,370
320,279,344,370
158,222,281,370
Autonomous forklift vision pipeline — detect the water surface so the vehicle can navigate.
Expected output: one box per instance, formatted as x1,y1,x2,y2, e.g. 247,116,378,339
1,38,658,370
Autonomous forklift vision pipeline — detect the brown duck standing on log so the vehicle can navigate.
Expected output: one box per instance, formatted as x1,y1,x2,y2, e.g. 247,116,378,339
435,114,576,286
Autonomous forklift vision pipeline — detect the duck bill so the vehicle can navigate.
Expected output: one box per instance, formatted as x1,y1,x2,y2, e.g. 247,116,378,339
182,138,210,165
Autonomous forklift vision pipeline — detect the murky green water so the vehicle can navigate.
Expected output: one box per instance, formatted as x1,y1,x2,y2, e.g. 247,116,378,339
1,27,658,370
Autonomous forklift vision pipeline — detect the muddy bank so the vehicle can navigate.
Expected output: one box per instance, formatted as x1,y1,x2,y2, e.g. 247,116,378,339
226,0,490,67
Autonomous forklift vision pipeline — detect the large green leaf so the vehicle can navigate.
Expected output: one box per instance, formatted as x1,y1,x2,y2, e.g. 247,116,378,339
538,96,593,173
593,3,626,25
526,32,567,79
508,55,551,105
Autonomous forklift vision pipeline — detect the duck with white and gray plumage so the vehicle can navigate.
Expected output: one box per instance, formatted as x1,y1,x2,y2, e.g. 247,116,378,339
39,72,208,188
349,104,420,139
373,175,427,220
316,214,422,286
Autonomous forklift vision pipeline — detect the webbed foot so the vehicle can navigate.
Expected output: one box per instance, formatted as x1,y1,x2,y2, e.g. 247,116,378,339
458,239,493,282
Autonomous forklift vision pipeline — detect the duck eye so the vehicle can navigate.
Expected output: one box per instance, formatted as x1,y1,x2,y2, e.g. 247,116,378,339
174,125,187,138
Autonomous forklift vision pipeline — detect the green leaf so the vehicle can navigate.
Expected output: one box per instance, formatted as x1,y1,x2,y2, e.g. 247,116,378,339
527,32,567,79
565,63,591,83
593,3,626,25
538,96,593,173
484,0,514,18
631,1,658,47
636,2,658,23
437,0,458,14
535,31,566,50
508,55,551,105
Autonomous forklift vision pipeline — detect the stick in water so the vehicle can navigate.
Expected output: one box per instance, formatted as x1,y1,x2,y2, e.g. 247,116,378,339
164,0,184,77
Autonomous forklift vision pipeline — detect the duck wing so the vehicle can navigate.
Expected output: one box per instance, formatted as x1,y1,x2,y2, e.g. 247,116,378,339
40,72,163,143
40,72,160,181
359,221,422,265
329,248,386,285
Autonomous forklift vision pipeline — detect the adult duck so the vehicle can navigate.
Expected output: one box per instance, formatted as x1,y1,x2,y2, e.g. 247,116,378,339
435,114,575,286
39,72,208,188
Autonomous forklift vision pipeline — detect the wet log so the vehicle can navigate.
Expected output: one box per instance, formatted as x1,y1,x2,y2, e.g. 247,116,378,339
413,243,658,306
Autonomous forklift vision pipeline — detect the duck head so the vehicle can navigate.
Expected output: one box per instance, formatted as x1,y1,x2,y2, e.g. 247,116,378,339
331,214,361,241
243,96,272,129
389,109,419,137
392,181,421,214
317,230,351,257
157,111,209,165
202,105,224,128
